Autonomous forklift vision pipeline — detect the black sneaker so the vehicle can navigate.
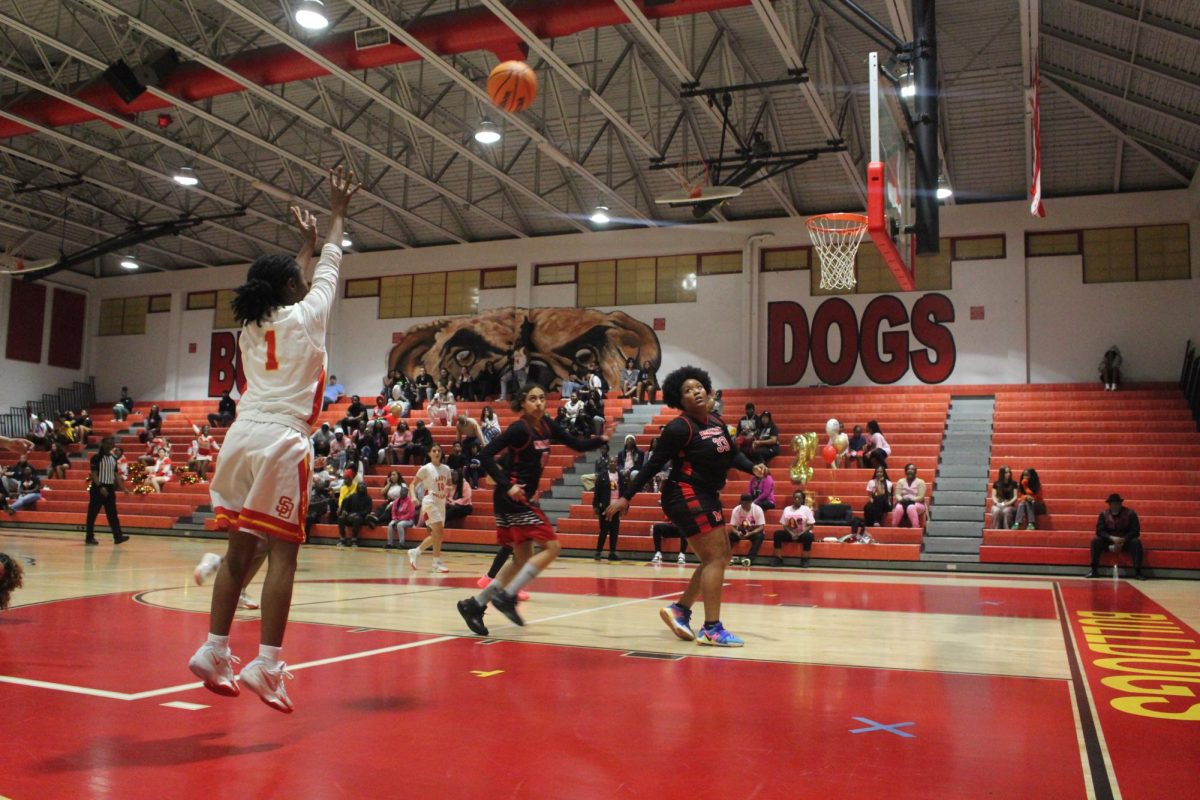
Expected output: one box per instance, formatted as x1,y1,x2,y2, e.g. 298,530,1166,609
607,552,619,562
456,598,489,636
85,538,99,546
1085,570,1099,578
800,558,810,568
113,534,130,545
1135,572,1147,581
491,591,525,626
770,556,784,567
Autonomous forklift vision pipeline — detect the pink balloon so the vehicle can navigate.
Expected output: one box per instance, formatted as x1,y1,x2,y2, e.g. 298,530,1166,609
821,444,837,465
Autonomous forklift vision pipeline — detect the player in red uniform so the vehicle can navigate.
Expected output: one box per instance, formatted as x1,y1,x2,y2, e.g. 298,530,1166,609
606,366,765,647
456,384,607,635
187,167,359,712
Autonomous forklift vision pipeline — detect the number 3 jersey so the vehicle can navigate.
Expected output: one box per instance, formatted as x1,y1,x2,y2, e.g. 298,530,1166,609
235,243,341,436
623,412,756,498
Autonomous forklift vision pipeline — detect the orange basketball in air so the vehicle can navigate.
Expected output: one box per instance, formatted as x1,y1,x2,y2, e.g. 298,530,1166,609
487,61,538,113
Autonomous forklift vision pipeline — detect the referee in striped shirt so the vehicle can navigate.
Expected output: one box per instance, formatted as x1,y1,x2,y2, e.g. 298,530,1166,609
86,437,129,545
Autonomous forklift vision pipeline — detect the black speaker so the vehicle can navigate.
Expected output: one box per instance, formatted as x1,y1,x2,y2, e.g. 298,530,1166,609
103,59,145,104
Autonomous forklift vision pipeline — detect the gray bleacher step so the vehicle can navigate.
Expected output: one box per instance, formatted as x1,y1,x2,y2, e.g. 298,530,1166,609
538,498,575,514
935,477,983,492
933,505,984,522
926,519,985,537
923,536,986,555
920,552,981,563
934,490,983,506
937,464,990,478
938,454,990,467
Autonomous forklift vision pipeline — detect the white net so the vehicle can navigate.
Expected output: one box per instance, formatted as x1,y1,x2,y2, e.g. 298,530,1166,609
808,214,868,291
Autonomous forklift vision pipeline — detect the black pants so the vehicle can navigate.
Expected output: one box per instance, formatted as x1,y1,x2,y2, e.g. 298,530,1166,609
864,496,891,527
773,528,814,553
207,412,234,428
338,512,367,540
404,444,428,465
1091,536,1144,571
595,510,620,554
729,530,765,559
652,522,688,555
445,503,473,525
866,451,888,470
86,485,123,541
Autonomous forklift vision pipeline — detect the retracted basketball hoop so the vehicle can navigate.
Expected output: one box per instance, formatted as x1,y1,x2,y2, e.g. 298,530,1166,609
807,212,868,291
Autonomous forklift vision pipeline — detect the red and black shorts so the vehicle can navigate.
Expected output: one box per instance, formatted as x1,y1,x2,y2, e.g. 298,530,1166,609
661,481,725,538
494,495,556,545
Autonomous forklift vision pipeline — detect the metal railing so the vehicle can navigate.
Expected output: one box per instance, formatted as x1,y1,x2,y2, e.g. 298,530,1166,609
0,378,96,438
1182,341,1199,424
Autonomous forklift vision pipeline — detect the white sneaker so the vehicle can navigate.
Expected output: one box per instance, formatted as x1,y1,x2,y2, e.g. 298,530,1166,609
239,657,295,714
651,551,663,564
407,548,420,569
188,643,241,697
193,552,221,585
238,591,259,610
432,559,449,573
677,553,687,565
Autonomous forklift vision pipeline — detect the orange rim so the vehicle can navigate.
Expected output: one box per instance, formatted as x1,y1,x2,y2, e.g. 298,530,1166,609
806,212,868,235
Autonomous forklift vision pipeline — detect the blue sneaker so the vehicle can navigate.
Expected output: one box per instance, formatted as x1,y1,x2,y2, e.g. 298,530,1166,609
659,602,695,641
697,622,744,647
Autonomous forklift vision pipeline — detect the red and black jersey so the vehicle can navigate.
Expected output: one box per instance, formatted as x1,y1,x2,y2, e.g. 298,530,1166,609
480,416,606,513
623,412,756,499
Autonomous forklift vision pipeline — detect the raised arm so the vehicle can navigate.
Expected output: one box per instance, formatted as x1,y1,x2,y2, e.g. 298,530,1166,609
547,418,608,454
291,206,319,276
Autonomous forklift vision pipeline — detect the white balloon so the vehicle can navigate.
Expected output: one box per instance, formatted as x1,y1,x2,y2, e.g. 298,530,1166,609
825,418,840,437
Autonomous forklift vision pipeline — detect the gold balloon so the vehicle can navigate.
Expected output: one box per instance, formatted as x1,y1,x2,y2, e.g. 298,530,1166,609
789,432,819,485
833,433,849,453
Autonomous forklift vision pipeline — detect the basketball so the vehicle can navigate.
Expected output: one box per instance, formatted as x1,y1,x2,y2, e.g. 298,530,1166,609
487,61,538,113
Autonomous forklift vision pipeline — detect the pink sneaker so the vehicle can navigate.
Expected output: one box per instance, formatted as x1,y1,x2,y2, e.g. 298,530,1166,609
517,590,531,602
476,576,491,589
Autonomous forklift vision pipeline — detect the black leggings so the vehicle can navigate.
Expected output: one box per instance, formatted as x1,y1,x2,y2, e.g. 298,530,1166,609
1091,537,1143,571
864,496,891,527
445,503,472,525
729,531,765,559
773,528,814,553
651,522,688,555
595,511,620,554
487,545,513,578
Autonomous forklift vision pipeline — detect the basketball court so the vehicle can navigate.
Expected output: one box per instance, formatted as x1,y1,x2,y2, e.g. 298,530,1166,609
2,0,1200,798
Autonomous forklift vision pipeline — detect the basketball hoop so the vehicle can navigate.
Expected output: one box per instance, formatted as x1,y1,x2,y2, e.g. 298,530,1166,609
807,212,868,291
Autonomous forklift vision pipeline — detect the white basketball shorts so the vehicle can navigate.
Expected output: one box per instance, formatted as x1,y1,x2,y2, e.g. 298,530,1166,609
210,419,312,543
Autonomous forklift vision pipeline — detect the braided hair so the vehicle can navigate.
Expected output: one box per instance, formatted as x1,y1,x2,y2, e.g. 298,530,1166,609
232,254,301,326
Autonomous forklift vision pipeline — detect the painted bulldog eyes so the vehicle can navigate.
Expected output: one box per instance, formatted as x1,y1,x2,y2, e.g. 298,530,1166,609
453,350,476,367
574,346,597,365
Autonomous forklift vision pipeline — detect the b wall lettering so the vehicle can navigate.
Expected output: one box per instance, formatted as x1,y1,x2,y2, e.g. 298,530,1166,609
208,331,246,397
767,294,956,386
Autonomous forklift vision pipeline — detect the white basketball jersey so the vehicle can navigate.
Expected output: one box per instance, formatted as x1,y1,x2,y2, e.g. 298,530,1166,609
415,462,451,503
236,244,341,435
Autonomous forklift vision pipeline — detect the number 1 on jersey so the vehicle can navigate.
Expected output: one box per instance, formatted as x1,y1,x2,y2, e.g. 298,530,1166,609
264,330,280,371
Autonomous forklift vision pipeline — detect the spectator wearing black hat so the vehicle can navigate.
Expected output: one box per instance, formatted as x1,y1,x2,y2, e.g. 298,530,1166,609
1088,493,1145,579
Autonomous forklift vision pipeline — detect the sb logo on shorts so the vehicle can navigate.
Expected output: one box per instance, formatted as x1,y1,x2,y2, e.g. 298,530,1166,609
275,496,295,517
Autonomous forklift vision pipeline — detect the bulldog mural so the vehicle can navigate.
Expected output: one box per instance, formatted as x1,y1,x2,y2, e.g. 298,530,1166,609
387,307,661,391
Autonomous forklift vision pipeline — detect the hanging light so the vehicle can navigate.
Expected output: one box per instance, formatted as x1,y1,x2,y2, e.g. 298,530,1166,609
474,120,501,145
172,166,198,187
589,206,610,225
936,183,953,200
681,273,697,291
294,0,329,31
341,232,353,249
119,257,139,270
899,73,916,98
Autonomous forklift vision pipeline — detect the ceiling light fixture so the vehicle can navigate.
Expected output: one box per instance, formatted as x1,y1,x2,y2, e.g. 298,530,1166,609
294,0,329,31
119,257,138,270
474,120,501,145
341,233,353,249
589,206,610,225
936,185,953,200
172,166,198,187
899,73,916,98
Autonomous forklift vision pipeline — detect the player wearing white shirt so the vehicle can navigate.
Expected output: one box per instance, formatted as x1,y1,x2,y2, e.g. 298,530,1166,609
188,167,359,714
408,443,452,573
771,490,816,567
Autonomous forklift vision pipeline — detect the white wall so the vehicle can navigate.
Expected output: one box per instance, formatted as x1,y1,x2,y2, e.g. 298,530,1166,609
0,272,93,411
79,188,1198,400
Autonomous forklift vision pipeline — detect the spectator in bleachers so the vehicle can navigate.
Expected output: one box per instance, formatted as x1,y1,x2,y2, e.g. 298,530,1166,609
734,403,758,456
74,409,92,443
562,390,585,433
6,466,43,513
342,447,366,488
619,358,639,400
890,463,927,528
863,420,890,469
710,390,724,418
387,373,414,418
1087,493,1144,579
864,466,894,530
991,466,1019,530
338,395,368,433
188,424,220,483
138,436,168,466
413,366,435,405
752,411,781,464
112,446,129,483
47,441,70,480
560,371,583,401
207,391,237,429
428,385,457,427
112,387,134,421
592,455,623,561
337,483,373,547
323,374,346,410
365,421,390,466
1099,346,1122,392
388,422,412,465
328,429,347,468
458,366,477,402
479,406,501,444
370,395,390,425
312,423,333,457
728,493,766,566
771,490,816,567
55,412,76,445
650,521,689,565
27,414,52,451
305,482,335,539
376,469,404,510
748,465,776,510
616,435,644,483
456,414,484,488
385,485,416,550
445,470,474,526
1012,468,1044,530
845,425,868,469
478,362,501,402
146,447,173,493
406,420,433,465
635,360,657,405
583,389,607,436
139,405,163,444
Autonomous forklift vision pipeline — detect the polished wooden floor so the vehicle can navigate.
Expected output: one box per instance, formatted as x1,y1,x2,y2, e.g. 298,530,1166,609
2,529,1197,799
